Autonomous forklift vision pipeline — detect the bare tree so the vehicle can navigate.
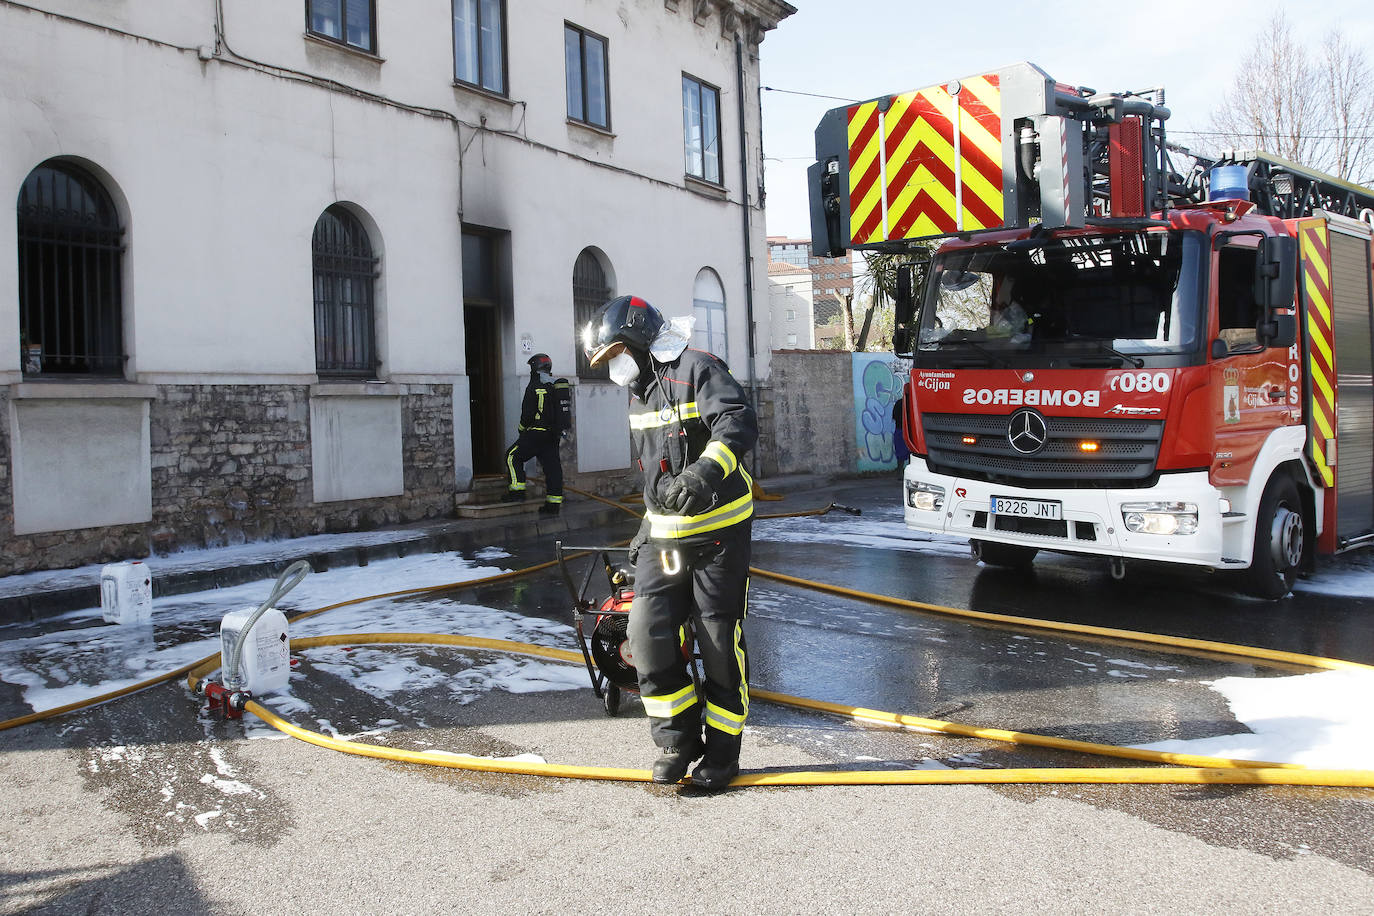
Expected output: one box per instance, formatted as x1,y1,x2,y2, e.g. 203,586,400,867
1319,31,1374,183
1210,11,1374,184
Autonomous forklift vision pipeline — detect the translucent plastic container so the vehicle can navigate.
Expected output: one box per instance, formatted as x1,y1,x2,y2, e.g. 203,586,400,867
100,561,153,625
219,606,291,694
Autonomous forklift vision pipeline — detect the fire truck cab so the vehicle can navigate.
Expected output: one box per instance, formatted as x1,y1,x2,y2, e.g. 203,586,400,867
808,62,1374,597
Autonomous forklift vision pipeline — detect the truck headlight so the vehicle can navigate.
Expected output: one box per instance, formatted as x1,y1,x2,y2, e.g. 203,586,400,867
906,481,945,512
1121,501,1199,535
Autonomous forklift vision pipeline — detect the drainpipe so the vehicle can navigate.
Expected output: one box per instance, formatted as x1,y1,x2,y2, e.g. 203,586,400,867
736,34,760,470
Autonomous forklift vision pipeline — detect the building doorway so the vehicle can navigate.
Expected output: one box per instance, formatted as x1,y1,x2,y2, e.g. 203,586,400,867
464,304,503,474
462,227,508,475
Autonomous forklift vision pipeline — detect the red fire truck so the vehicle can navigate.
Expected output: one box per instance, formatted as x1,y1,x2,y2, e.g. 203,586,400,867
807,62,1374,597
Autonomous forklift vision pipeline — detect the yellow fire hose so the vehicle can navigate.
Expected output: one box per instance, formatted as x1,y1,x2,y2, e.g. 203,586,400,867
4,491,1373,788
181,632,1374,788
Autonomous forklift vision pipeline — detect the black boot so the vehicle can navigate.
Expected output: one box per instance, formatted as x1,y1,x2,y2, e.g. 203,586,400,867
539,502,560,515
691,756,739,791
501,489,526,502
650,742,704,784
692,731,741,790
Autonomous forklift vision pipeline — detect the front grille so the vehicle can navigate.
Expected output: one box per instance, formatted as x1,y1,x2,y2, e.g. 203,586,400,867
922,412,1164,487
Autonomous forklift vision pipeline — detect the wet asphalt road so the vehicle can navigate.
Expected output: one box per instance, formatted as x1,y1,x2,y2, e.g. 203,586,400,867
1,478,1372,913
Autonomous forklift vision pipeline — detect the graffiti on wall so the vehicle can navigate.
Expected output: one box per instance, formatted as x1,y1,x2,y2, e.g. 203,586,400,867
852,353,910,472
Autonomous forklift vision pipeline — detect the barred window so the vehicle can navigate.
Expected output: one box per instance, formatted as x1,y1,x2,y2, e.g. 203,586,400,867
17,160,125,376
313,205,379,378
573,248,612,380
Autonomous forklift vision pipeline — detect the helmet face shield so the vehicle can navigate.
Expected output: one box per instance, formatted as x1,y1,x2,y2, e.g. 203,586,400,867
583,295,664,367
586,339,624,369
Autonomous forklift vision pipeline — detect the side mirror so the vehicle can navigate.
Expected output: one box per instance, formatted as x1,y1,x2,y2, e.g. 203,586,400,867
892,327,914,356
1255,235,1296,310
895,265,916,327
1259,313,1297,349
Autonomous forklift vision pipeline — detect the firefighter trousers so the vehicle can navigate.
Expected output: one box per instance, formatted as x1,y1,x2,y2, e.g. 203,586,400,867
505,431,563,500
628,520,751,762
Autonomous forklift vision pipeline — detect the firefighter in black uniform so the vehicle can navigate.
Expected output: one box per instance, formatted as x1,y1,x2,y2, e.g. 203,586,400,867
503,353,564,515
583,295,756,790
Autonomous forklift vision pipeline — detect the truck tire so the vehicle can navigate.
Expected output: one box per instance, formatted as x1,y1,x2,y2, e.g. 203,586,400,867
971,540,1038,569
1241,475,1304,600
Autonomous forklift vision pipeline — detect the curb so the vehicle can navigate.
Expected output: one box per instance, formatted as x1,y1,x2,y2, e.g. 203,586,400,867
0,501,636,626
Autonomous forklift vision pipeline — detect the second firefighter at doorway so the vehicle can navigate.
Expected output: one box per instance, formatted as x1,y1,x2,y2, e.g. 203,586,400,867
503,353,570,514
583,295,756,791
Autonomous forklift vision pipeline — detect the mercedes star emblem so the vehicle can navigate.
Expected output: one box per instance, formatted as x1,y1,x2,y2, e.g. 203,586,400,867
1007,408,1048,454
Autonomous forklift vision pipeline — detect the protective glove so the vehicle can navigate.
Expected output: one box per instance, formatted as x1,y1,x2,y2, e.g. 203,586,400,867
663,458,724,516
627,520,651,567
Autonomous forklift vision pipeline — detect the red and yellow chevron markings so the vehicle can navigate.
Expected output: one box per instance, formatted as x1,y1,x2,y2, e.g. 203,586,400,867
847,74,1004,246
1300,219,1336,487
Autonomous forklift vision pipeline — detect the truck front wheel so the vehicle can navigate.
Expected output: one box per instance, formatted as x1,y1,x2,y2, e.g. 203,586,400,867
971,540,1039,569
1241,476,1305,600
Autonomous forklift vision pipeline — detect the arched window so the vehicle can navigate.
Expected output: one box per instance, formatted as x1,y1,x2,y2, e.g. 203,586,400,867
692,267,727,361
313,205,378,378
573,248,612,380
17,161,125,376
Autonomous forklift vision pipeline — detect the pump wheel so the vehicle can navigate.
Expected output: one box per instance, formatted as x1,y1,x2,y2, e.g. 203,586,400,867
1241,475,1305,600
971,540,1038,569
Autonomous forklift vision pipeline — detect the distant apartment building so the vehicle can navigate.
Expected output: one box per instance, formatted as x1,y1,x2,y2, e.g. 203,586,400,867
765,261,814,350
0,0,795,575
766,236,856,348
766,236,854,298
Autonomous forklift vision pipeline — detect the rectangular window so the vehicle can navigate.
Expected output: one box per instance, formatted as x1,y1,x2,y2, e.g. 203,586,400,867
785,309,796,321
565,24,609,129
307,0,376,53
682,74,721,183
453,0,506,93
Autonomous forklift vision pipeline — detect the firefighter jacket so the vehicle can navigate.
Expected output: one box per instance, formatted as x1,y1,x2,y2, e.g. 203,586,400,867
517,373,561,434
631,348,757,540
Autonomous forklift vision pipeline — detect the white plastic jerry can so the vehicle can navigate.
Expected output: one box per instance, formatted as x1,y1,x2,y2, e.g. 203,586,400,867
219,606,291,694
100,561,153,625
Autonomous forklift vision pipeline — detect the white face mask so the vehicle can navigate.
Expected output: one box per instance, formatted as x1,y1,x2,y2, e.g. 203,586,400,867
608,350,640,387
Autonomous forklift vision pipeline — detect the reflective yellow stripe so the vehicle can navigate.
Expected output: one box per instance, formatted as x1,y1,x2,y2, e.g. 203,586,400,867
705,703,746,735
645,490,753,538
629,402,702,430
705,621,749,735
702,440,738,476
640,682,698,719
546,495,563,504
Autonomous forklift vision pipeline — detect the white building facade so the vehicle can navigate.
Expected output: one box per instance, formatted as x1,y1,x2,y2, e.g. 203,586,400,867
0,0,794,574
766,262,814,350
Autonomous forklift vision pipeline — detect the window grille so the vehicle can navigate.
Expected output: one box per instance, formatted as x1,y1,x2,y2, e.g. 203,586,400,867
313,206,379,378
17,161,125,376
573,249,611,380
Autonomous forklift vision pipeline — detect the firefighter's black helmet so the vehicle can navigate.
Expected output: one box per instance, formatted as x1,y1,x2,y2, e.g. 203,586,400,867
527,352,552,374
582,295,664,367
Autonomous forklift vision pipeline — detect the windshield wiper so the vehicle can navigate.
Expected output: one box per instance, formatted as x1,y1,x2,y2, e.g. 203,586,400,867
1067,339,1144,368
935,339,1010,368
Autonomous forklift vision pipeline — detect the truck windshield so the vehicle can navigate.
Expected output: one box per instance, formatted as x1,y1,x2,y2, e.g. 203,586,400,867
917,229,1204,360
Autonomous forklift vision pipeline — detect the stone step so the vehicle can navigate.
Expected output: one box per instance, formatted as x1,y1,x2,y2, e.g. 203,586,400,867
455,475,545,506
454,498,548,520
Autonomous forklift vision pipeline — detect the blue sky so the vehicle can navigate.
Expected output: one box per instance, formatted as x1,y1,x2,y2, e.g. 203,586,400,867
759,0,1374,239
